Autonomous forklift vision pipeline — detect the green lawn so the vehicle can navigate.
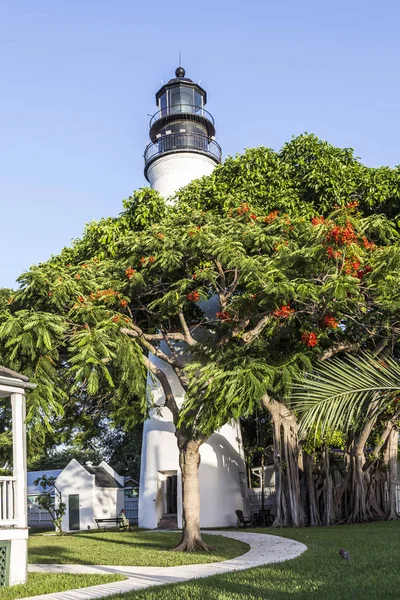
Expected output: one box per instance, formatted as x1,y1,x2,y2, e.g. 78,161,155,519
103,521,400,600
0,573,125,600
28,530,249,567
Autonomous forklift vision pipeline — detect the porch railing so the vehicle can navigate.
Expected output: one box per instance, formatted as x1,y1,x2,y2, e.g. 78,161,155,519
0,477,17,525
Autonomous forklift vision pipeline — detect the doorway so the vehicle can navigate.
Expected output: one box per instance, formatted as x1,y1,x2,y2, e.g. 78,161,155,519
68,494,80,530
165,474,177,515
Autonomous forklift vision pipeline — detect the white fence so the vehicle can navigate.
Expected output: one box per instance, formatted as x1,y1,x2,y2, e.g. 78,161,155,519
28,505,53,528
0,477,17,525
248,487,276,513
124,497,138,524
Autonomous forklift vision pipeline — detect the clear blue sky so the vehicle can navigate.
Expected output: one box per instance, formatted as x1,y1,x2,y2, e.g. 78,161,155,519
1,0,399,288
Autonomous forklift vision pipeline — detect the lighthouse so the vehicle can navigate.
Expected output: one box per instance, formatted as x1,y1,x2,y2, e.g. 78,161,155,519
139,67,247,529
144,66,222,199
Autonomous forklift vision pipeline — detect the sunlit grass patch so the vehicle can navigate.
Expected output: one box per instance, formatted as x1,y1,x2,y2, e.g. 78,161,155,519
29,530,249,566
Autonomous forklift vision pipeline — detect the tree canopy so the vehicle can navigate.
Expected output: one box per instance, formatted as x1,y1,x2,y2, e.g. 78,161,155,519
2,133,400,533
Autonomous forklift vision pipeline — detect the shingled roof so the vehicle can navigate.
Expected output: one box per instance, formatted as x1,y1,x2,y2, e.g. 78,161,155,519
83,465,123,488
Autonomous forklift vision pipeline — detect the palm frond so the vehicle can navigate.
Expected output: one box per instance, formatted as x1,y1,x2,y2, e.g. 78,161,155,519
292,352,400,436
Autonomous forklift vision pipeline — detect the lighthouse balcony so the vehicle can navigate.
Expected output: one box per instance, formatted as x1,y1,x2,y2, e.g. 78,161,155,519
149,105,216,140
144,132,222,173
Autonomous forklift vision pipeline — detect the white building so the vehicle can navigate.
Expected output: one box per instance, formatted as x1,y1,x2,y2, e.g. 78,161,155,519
0,365,34,586
28,460,125,532
139,67,248,529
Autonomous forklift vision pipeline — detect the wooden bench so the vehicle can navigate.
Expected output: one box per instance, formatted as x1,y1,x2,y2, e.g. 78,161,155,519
95,518,127,530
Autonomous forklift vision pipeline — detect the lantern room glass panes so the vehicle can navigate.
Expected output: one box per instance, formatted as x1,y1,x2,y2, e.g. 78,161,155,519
158,85,205,116
159,92,167,116
194,91,203,113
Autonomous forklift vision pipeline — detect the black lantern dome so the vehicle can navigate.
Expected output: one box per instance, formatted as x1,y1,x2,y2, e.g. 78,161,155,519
144,67,221,177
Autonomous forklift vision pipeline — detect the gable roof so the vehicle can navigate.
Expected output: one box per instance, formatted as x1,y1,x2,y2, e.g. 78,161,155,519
27,470,63,495
124,476,139,487
83,465,123,488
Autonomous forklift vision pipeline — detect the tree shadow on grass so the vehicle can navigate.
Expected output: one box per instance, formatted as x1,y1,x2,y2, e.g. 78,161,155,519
29,544,83,564
73,532,182,550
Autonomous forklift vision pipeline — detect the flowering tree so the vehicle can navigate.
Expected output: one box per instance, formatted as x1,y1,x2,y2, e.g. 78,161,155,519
2,134,400,541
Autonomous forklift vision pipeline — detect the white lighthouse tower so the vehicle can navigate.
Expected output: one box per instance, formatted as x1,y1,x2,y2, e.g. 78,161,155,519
139,67,247,529
144,66,222,199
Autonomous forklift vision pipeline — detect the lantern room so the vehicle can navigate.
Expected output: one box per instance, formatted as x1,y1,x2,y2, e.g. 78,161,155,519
144,67,221,183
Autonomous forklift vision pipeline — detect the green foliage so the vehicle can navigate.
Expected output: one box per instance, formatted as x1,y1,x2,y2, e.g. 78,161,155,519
176,134,400,218
0,574,125,600
3,135,400,450
301,425,346,455
293,352,400,437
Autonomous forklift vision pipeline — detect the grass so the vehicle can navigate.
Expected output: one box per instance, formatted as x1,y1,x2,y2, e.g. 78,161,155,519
102,521,400,599
0,573,125,600
28,530,249,566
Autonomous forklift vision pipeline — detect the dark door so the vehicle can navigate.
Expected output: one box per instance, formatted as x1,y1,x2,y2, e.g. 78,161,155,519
166,475,177,514
68,494,80,530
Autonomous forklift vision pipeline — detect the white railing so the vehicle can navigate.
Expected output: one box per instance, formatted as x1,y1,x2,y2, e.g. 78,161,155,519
0,477,17,525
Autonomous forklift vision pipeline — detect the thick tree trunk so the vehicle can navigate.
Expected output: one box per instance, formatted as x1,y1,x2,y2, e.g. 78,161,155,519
386,428,399,520
303,453,321,526
172,438,214,552
346,418,378,523
321,446,335,526
262,394,304,527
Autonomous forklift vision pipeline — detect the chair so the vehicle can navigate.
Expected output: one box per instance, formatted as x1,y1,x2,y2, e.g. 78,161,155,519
235,509,253,528
256,508,274,527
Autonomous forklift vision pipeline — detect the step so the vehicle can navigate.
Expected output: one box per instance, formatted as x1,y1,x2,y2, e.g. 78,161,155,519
157,517,178,529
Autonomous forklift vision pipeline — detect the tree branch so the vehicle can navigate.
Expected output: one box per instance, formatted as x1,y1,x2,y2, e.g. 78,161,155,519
363,414,400,472
225,268,239,302
143,355,180,422
320,342,359,361
137,332,187,342
178,311,197,347
121,327,184,368
241,314,271,344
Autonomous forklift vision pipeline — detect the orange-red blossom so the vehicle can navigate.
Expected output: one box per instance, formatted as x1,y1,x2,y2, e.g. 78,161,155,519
323,315,339,329
273,304,294,318
216,311,231,321
301,331,319,347
264,210,279,223
187,291,200,302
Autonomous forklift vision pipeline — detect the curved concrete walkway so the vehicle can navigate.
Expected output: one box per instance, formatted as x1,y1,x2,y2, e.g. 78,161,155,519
27,530,307,600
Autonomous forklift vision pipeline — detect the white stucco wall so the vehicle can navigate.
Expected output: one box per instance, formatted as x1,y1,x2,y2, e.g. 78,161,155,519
146,153,217,200
93,487,124,520
0,529,28,586
138,355,246,529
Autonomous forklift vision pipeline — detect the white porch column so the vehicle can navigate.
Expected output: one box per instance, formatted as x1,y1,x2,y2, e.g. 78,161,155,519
11,392,27,528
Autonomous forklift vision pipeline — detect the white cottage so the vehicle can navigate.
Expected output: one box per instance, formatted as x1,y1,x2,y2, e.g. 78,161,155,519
0,365,35,586
54,460,125,532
